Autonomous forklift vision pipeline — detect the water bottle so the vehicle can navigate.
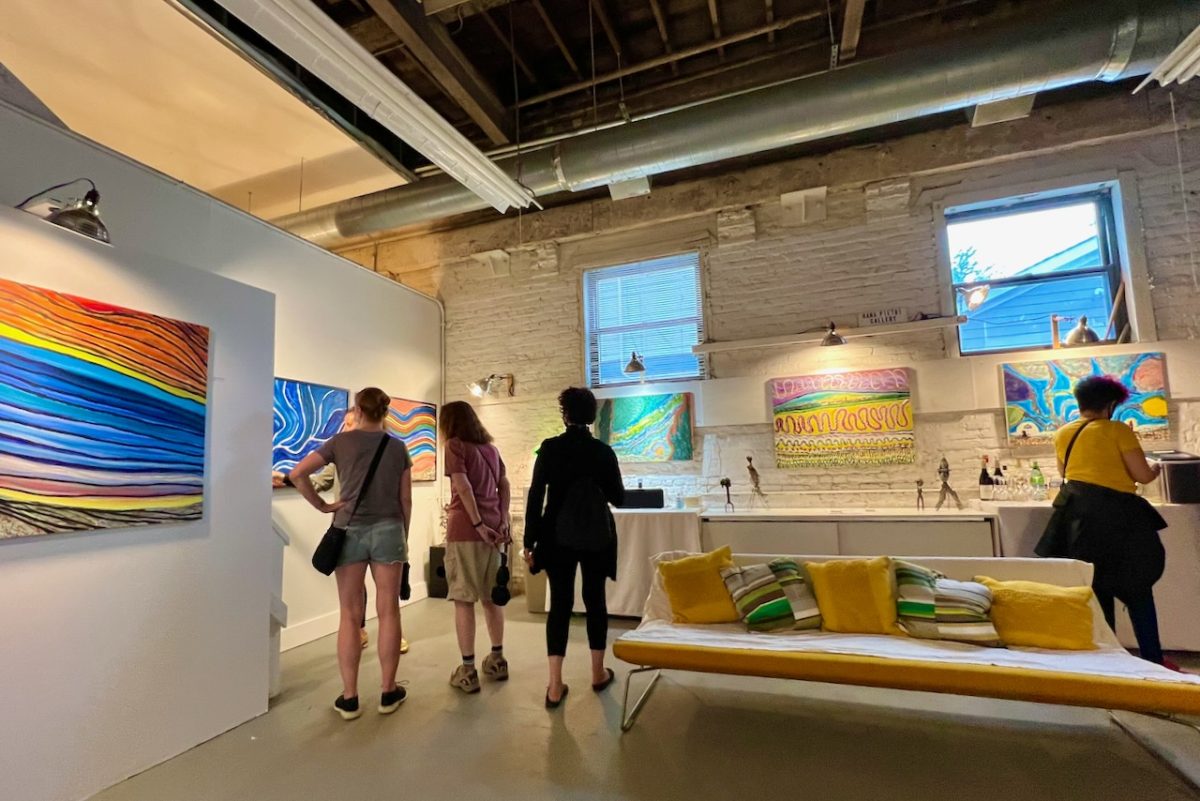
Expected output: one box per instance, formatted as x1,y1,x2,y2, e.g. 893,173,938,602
1030,462,1047,501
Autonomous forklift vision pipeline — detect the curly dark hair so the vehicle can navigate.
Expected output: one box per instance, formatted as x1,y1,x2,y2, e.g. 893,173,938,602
1073,375,1130,414
559,387,598,425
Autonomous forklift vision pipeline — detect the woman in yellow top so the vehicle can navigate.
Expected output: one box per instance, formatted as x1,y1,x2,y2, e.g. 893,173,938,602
1036,376,1166,664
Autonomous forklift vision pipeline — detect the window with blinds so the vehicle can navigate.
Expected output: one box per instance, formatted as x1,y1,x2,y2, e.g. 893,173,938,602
583,252,706,387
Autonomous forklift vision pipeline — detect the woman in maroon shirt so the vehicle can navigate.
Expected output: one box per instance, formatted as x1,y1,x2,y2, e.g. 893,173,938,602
440,401,511,693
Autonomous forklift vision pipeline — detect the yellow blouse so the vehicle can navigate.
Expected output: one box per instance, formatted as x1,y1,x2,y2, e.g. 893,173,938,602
1054,418,1142,494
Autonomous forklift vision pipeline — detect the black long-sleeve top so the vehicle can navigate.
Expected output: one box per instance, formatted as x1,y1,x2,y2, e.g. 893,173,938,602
524,426,625,574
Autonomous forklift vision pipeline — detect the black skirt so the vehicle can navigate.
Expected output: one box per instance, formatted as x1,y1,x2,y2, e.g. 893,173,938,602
1036,481,1166,595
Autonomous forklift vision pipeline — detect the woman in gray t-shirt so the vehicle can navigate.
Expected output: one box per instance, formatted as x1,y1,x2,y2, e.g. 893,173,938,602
290,387,412,720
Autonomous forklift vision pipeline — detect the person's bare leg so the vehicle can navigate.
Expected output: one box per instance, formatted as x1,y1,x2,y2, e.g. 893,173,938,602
454,601,476,658
335,562,369,699
590,649,608,685
481,600,504,649
371,561,403,692
547,655,565,701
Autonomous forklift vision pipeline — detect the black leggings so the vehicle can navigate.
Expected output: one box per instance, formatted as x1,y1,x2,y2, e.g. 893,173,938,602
1096,587,1163,664
545,549,608,657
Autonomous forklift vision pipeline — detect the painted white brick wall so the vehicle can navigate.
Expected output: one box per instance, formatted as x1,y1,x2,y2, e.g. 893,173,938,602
358,108,1200,516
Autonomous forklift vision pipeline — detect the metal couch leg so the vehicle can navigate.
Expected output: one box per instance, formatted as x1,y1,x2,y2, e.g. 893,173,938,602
621,667,662,733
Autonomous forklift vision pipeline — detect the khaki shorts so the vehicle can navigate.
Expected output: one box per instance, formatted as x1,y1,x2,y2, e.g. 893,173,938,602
444,540,501,603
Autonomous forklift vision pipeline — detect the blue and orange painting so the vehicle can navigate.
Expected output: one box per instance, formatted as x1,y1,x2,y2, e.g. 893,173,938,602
1002,352,1168,445
0,278,209,537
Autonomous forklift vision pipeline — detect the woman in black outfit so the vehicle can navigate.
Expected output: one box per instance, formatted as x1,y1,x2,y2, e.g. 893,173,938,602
524,388,625,707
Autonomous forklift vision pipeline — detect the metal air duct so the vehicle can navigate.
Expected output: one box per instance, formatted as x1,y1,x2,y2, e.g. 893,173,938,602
277,0,1200,248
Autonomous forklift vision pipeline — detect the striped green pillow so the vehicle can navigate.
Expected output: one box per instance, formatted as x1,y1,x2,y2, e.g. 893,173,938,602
721,559,821,632
895,561,1002,646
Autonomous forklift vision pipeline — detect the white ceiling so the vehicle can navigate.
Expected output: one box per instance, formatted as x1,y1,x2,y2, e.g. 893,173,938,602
0,0,405,221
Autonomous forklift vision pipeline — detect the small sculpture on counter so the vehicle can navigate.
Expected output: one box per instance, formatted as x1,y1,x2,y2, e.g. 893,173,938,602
746,456,768,508
720,477,734,512
915,479,925,511
935,456,964,511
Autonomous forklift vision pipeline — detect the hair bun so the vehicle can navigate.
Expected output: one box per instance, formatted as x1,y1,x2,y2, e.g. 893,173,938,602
355,387,391,423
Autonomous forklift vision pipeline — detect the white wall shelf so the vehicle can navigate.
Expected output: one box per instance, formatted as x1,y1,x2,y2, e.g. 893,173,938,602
692,315,967,355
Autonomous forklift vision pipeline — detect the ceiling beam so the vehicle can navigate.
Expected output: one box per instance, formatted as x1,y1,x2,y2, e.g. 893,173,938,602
707,0,725,59
518,9,824,108
646,0,678,74
476,5,537,84
531,0,582,78
591,0,622,59
765,0,775,43
839,0,868,61
364,0,511,144
346,15,402,54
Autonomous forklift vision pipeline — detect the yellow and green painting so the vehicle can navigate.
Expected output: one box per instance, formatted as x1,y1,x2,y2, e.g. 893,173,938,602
771,368,914,468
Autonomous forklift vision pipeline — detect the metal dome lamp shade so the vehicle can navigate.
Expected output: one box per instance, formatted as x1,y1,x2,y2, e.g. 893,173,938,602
957,284,990,311
16,179,111,244
623,351,647,376
820,322,847,346
1064,315,1100,346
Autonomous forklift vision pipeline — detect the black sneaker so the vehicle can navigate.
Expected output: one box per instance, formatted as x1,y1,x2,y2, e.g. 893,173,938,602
379,685,407,714
334,695,361,721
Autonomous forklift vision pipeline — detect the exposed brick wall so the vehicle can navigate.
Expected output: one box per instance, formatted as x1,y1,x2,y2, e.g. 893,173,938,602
341,92,1200,516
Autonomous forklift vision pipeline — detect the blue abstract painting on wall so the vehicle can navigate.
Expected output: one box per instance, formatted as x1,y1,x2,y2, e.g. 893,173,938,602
596,393,694,462
1002,352,1168,446
1,278,209,538
272,378,348,481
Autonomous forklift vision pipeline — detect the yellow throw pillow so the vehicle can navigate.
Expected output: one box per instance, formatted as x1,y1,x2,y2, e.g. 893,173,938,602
658,546,740,624
805,557,902,635
976,577,1096,650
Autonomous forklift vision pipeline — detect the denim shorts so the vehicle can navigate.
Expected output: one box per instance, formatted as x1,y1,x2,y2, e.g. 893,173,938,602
337,518,408,566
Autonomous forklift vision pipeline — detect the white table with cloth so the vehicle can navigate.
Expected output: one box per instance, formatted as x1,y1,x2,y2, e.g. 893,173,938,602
540,510,703,617
983,501,1200,651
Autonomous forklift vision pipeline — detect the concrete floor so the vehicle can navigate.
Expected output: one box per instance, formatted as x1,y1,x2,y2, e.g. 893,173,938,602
92,600,1199,801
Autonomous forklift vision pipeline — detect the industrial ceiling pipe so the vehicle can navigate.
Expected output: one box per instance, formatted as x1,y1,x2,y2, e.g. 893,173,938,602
276,0,1200,248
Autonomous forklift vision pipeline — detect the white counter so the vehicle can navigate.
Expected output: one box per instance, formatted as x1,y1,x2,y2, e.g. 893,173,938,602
983,501,1200,652
701,508,999,558
702,507,997,522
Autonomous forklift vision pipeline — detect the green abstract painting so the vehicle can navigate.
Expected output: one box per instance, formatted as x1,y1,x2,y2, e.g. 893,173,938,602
596,393,694,462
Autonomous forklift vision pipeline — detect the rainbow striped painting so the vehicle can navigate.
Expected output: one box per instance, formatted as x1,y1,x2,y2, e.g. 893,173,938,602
771,368,915,468
596,393,694,462
385,398,437,482
0,278,209,538
272,378,348,482
1002,352,1168,445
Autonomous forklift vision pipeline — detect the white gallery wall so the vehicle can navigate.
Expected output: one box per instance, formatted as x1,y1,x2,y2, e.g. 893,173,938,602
0,102,442,801
0,206,275,801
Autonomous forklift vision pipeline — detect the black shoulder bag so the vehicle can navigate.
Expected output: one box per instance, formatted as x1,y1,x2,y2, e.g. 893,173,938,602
312,435,391,575
1035,419,1094,558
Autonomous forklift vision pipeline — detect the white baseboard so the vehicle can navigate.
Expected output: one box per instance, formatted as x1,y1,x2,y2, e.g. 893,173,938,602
280,582,429,652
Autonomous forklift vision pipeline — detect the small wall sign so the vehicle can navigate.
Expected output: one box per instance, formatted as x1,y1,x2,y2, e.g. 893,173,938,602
858,307,908,327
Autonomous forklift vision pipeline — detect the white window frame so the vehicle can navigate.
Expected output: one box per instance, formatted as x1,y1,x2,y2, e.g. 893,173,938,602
581,251,708,388
932,171,1157,358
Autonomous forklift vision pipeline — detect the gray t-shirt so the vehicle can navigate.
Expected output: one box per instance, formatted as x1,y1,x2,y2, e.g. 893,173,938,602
317,430,413,528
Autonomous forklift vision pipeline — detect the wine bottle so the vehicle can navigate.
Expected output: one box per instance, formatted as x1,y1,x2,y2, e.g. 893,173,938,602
978,456,995,500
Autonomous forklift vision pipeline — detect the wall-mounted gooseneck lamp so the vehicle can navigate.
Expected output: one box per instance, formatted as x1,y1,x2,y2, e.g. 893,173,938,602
820,322,847,346
956,284,990,312
468,373,515,398
15,178,111,244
